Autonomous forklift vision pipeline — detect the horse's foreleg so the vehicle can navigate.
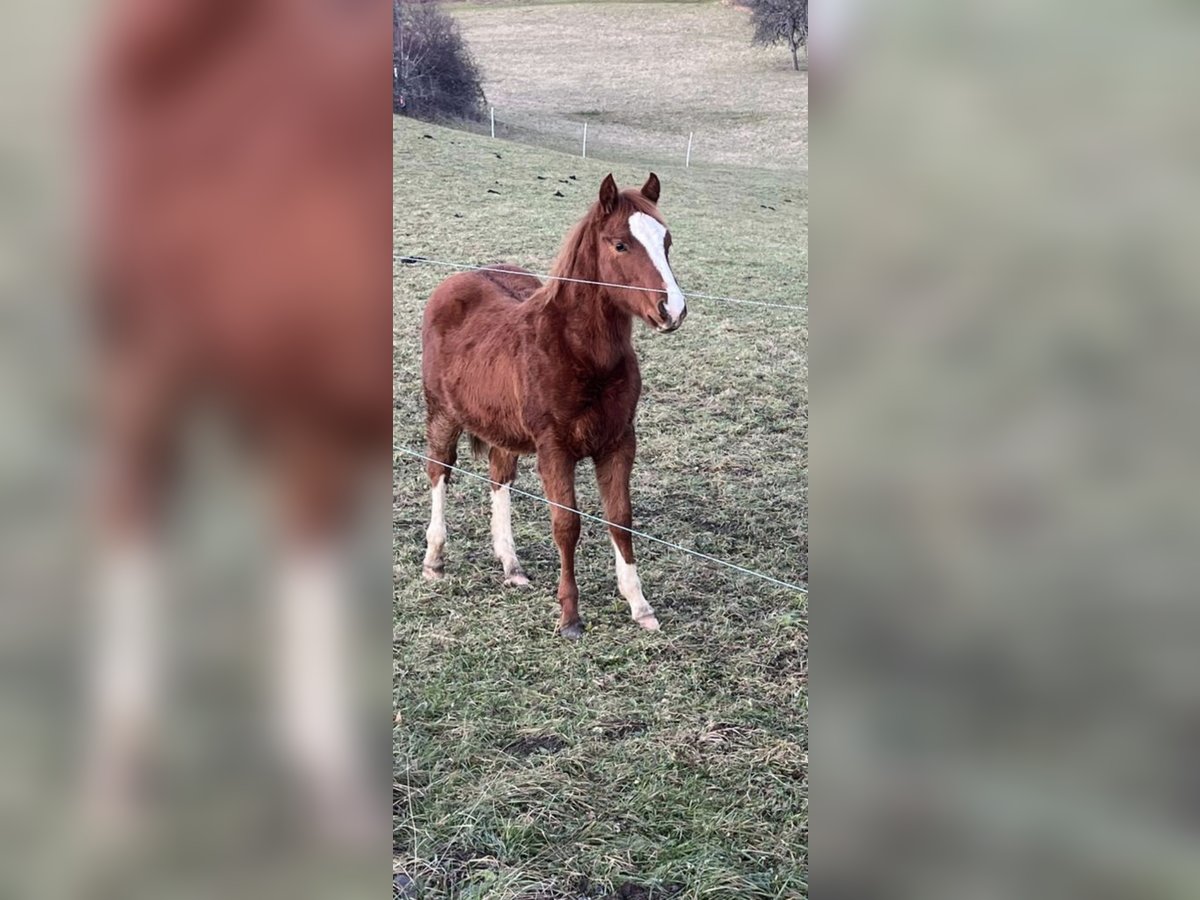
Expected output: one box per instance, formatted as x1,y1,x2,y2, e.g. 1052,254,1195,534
272,440,377,842
536,446,582,639
488,448,528,586
595,432,659,631
423,414,460,579
86,357,180,831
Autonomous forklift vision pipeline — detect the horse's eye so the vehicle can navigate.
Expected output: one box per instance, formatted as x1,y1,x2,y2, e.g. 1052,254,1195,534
614,241,627,252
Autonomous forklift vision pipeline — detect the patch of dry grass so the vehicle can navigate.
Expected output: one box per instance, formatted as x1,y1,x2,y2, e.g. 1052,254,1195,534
447,2,807,171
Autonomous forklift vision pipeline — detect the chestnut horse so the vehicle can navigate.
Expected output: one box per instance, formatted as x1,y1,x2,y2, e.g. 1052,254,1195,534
84,0,387,832
421,173,687,639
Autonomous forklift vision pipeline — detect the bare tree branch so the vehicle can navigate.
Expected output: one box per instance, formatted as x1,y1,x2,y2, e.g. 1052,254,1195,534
748,0,808,71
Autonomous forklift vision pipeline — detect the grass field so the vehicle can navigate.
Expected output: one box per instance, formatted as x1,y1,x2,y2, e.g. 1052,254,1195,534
447,1,808,171
394,5,807,896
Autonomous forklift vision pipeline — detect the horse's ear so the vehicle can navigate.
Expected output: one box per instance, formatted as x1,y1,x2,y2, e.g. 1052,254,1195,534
641,173,661,204
599,174,619,214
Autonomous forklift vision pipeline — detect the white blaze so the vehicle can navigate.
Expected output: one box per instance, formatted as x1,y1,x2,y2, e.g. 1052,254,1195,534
629,211,686,321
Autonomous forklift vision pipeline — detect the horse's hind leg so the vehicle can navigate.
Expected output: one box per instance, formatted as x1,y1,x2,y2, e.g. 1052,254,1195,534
87,350,182,829
423,412,461,579
488,448,529,586
272,436,376,841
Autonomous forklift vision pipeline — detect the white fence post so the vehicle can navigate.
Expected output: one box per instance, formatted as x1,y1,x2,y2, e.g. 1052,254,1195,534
582,122,588,159
686,131,693,168
490,107,495,139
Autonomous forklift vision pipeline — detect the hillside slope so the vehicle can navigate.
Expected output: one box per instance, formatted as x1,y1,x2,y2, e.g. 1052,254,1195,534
450,0,808,171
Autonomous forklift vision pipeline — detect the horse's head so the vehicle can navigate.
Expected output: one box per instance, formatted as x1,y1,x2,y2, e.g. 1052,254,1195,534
591,173,687,333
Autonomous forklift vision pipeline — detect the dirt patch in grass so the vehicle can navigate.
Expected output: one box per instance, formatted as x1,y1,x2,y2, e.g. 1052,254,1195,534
395,867,689,900
609,884,687,900
596,719,649,740
393,872,418,899
503,734,569,756
511,877,688,900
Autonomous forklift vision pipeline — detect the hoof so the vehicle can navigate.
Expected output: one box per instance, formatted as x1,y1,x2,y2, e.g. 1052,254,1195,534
559,621,585,641
422,564,444,581
635,614,661,631
504,571,530,587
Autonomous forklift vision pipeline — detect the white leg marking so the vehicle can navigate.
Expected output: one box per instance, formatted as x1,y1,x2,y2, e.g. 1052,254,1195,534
275,548,372,837
612,537,659,630
87,542,162,818
423,476,446,578
92,543,161,735
629,211,687,322
491,485,529,585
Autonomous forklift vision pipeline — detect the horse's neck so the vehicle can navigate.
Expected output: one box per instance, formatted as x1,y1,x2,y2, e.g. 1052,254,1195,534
539,281,632,373
536,220,633,370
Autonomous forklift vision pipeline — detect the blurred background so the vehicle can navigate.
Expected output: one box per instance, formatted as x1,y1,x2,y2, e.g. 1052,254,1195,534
816,1,1200,898
1,1,391,898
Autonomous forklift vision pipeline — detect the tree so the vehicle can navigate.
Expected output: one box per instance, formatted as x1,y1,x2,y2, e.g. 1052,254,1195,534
393,1,486,120
749,0,808,72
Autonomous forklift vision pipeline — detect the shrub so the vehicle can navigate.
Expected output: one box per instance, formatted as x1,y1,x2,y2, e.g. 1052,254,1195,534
393,0,487,120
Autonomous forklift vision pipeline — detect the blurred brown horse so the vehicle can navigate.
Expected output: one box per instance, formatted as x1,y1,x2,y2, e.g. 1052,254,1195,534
421,174,687,639
85,0,388,831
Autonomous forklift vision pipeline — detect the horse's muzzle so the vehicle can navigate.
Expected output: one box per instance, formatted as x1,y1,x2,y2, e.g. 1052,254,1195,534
656,300,687,333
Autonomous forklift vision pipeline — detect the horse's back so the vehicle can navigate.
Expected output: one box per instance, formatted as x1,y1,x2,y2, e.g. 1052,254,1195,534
421,267,540,444
421,266,540,337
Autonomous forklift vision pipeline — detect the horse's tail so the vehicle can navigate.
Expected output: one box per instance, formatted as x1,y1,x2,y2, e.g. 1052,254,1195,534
467,433,489,460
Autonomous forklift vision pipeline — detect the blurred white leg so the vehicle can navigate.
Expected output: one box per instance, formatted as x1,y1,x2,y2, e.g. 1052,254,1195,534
275,547,370,837
86,540,162,824
612,538,659,630
422,476,446,579
491,485,528,585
